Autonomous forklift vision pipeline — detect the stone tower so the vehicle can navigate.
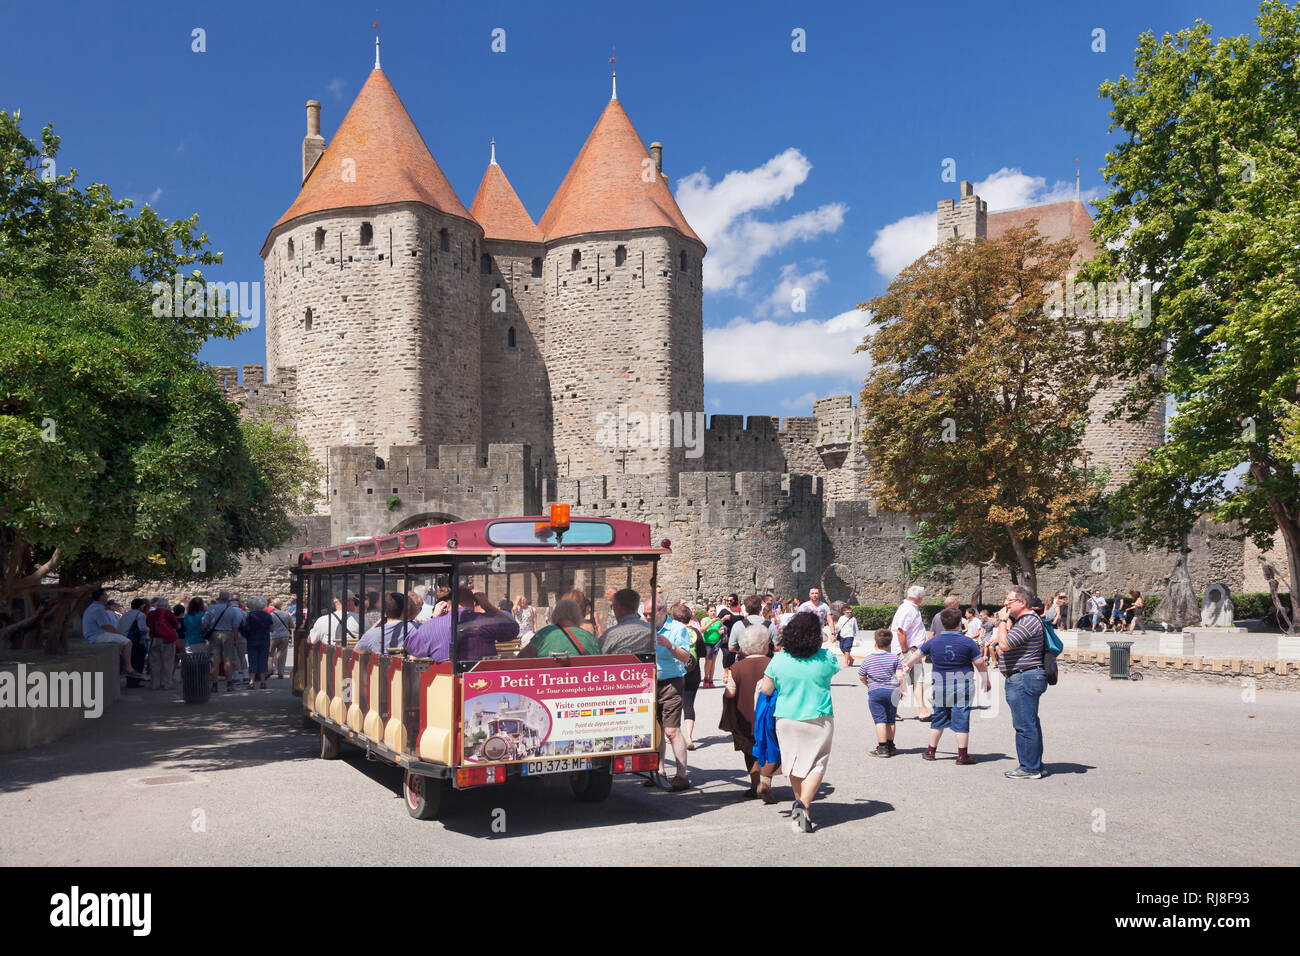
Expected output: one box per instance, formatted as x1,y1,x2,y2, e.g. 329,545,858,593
939,183,1166,489
470,142,554,477
261,66,484,485
936,180,987,241
537,87,706,482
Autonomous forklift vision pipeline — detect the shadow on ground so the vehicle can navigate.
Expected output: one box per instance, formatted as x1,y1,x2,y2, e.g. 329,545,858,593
0,681,316,794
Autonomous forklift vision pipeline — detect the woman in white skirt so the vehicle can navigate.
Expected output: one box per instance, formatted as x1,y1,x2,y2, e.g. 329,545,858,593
513,596,536,647
758,611,838,833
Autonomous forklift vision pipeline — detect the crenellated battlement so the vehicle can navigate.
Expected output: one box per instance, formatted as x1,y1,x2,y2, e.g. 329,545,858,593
325,442,540,542
210,363,297,413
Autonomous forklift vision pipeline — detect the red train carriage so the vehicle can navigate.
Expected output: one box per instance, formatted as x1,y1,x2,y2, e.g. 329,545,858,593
290,507,667,819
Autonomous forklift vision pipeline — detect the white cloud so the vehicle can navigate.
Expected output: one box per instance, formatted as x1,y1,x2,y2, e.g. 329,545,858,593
676,148,847,293
327,78,347,101
762,260,829,316
867,167,1104,279
779,391,820,411
703,309,872,384
868,210,937,281
147,187,163,204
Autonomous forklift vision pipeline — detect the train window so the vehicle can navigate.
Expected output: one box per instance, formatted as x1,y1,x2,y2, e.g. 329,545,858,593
486,520,614,547
379,536,401,554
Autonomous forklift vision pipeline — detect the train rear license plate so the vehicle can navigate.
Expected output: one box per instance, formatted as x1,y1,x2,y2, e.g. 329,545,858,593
521,758,592,775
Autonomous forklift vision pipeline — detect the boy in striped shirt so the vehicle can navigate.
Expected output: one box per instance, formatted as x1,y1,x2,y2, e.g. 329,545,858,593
857,629,902,757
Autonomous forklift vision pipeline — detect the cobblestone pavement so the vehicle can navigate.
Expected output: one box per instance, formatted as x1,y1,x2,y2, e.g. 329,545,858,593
2,665,1295,866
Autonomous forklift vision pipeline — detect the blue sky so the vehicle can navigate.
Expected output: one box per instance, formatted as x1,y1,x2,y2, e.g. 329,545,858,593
0,0,1264,418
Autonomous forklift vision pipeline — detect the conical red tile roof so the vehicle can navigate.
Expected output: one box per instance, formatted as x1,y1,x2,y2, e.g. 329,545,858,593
470,160,544,244
263,70,473,251
540,99,701,245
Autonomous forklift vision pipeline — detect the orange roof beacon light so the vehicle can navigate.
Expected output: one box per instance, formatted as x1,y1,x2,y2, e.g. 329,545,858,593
550,503,571,531
534,503,573,547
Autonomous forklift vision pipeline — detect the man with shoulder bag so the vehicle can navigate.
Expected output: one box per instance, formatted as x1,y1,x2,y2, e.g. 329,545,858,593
995,586,1049,780
202,591,246,692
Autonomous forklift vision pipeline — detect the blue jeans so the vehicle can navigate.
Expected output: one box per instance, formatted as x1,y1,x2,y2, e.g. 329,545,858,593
246,638,270,678
1004,668,1046,773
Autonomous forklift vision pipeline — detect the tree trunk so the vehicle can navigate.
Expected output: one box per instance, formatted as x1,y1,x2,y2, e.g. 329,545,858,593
1276,516,1300,636
1007,527,1039,597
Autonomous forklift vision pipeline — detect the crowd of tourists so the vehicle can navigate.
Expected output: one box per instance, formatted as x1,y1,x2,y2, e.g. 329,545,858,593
83,577,1052,835
80,588,298,692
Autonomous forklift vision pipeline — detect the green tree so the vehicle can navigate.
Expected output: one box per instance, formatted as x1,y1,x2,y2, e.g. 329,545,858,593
0,112,319,650
857,226,1107,597
1090,2,1300,630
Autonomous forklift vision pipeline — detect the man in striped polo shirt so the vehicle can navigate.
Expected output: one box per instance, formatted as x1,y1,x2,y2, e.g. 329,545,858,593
995,585,1047,779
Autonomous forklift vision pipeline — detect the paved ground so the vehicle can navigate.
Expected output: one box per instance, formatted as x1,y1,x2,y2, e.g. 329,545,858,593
2,664,1296,866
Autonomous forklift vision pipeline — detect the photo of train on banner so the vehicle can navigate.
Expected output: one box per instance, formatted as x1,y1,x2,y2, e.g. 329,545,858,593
291,506,666,819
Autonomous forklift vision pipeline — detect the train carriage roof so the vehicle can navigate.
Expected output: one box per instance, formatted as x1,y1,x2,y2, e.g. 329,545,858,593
298,516,669,568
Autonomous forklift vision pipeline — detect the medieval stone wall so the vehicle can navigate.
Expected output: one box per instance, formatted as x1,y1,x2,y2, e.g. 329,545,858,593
551,470,824,601
326,443,539,543
479,239,553,472
823,505,1246,607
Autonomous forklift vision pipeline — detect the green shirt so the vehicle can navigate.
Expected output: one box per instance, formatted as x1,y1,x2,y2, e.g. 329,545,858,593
530,624,599,657
764,648,838,720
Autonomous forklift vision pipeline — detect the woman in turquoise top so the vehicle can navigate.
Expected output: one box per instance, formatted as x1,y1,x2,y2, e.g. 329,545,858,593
182,597,207,649
758,611,838,833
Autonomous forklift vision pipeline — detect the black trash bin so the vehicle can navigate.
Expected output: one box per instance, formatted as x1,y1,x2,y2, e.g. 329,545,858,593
1107,640,1134,679
182,648,211,703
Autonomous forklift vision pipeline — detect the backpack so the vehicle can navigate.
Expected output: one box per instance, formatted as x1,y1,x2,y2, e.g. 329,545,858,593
702,619,725,646
1041,619,1062,686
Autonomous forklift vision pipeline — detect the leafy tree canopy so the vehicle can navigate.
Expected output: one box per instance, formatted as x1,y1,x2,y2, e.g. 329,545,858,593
857,226,1108,597
0,111,319,649
1089,1,1300,624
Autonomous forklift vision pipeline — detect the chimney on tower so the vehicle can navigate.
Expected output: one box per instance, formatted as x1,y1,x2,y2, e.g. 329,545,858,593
650,142,663,175
302,100,326,184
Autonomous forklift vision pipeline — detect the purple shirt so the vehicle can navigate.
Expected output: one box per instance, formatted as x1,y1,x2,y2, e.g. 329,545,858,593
405,608,519,662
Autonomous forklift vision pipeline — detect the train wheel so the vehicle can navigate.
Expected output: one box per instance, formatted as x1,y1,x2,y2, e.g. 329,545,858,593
570,766,613,803
320,726,341,760
404,771,443,820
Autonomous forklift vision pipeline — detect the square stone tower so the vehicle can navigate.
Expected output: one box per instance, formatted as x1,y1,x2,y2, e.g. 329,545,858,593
937,180,987,241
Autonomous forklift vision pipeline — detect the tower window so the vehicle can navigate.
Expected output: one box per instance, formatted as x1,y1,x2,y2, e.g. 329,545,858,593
480,253,492,275
439,228,450,252
314,227,325,251
531,257,542,277
570,249,581,271
360,222,373,246
304,307,313,330
287,238,295,259
507,327,517,348
615,245,627,267
679,250,687,272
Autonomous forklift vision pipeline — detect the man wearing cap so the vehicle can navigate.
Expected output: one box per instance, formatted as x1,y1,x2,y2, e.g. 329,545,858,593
891,585,931,720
